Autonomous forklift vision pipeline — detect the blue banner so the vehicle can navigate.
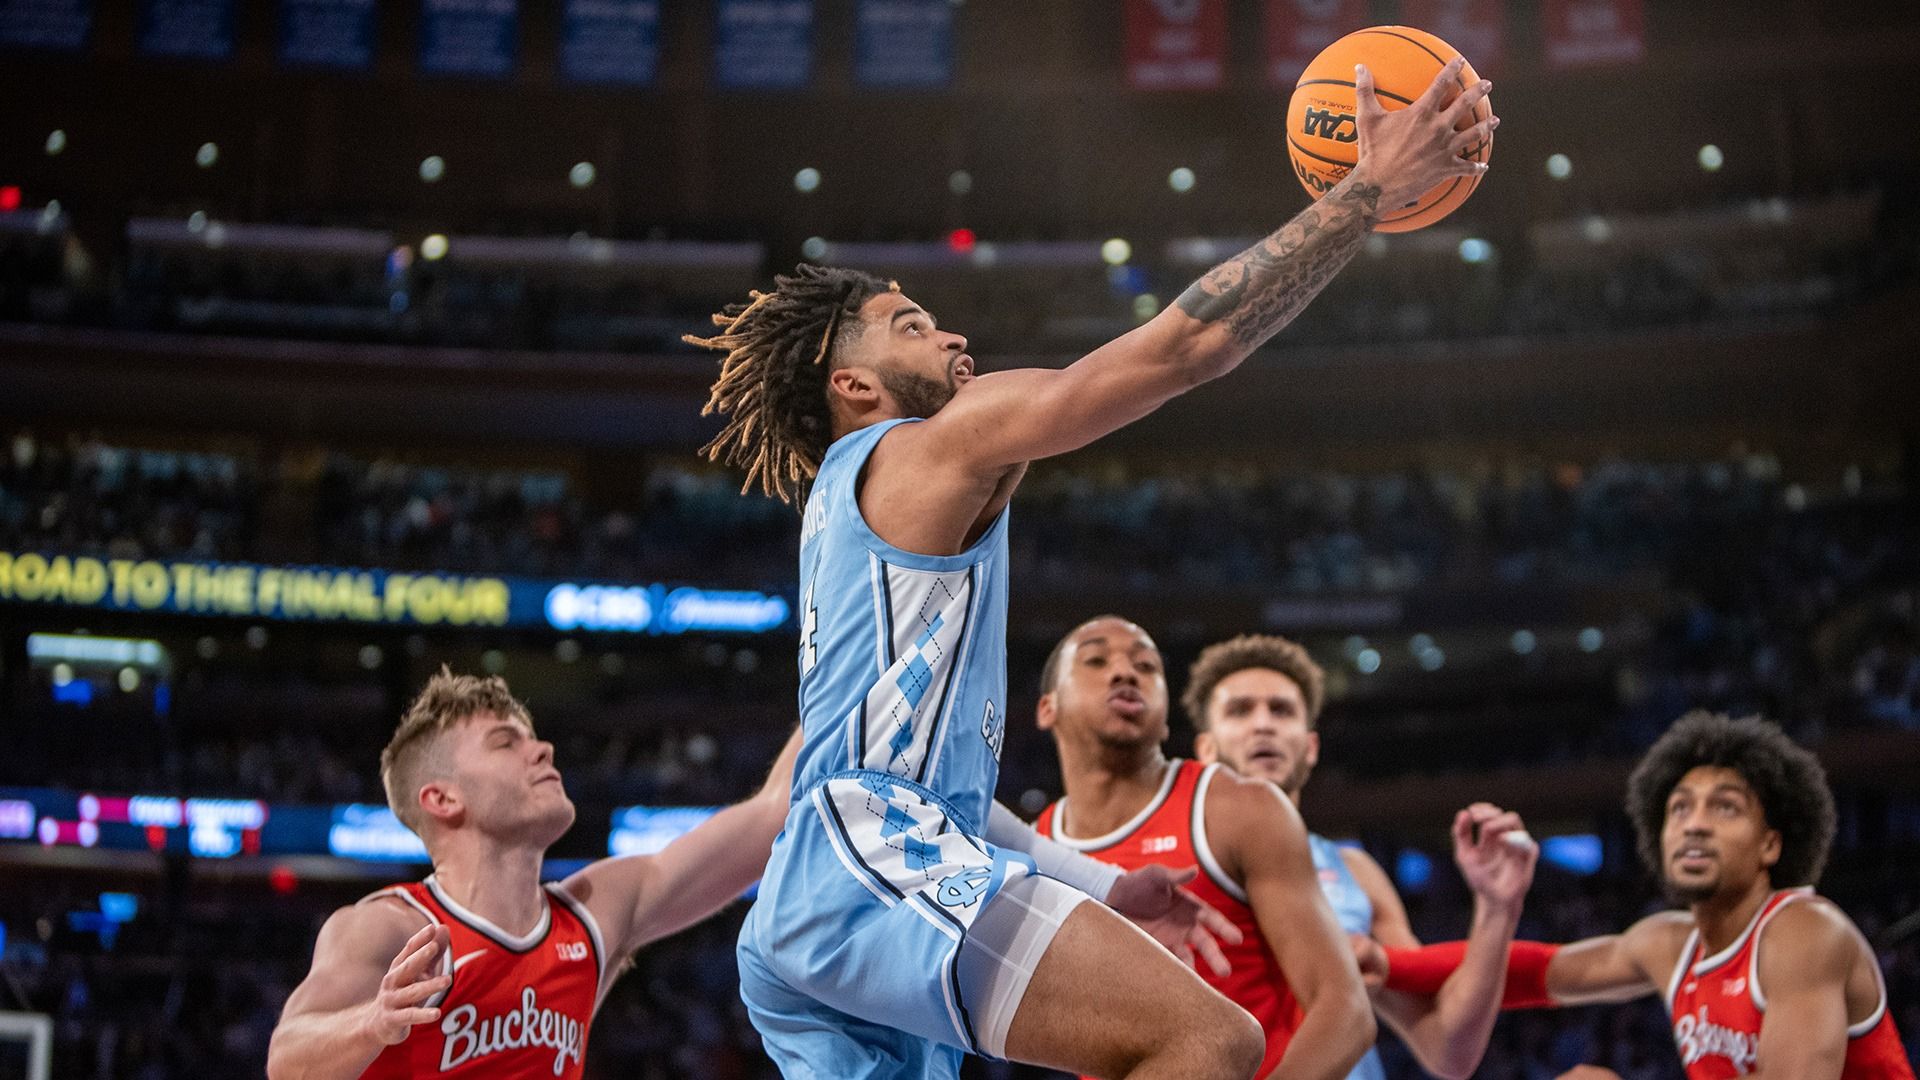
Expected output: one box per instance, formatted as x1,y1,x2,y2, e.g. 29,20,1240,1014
279,0,375,70
560,0,658,85
139,0,234,59
854,0,951,88
0,0,92,51
0,548,791,635
714,0,811,89
419,0,516,78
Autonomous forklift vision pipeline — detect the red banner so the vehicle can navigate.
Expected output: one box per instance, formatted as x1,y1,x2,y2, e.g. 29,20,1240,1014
1264,0,1370,85
1125,0,1226,90
1543,0,1644,68
1398,0,1505,77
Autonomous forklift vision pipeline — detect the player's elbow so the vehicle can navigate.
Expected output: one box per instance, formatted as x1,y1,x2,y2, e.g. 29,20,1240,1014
1168,333,1239,389
1440,1050,1492,1080
264,1037,301,1080
1311,979,1377,1059
1341,986,1380,1057
1346,991,1380,1050
1413,1031,1489,1080
1421,1050,1477,1080
1142,311,1239,390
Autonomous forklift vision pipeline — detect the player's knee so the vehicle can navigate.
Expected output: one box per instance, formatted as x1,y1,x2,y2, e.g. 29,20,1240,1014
1217,1006,1266,1079
1175,998,1263,1079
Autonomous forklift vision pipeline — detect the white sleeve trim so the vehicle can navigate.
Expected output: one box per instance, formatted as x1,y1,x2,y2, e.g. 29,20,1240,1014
1664,927,1698,1014
1190,764,1248,904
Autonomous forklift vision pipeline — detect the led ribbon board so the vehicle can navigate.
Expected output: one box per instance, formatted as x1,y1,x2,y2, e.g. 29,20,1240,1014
0,550,791,635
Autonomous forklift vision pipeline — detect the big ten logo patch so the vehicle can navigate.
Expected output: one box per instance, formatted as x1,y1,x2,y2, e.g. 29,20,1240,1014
555,941,590,962
1141,835,1179,855
936,866,995,909
981,700,1005,760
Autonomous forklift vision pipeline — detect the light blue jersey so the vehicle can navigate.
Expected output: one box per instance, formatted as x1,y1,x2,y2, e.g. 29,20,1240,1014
788,417,1010,828
1311,833,1388,1080
740,419,1033,1078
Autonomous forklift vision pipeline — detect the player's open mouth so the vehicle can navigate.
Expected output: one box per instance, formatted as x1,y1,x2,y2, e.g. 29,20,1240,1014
1248,748,1284,764
953,356,974,380
1673,846,1715,869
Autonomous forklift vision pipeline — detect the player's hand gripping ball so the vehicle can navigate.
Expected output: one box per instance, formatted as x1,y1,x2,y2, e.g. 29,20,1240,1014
1287,26,1494,232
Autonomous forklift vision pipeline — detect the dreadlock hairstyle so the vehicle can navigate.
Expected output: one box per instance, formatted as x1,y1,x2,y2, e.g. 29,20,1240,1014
686,264,897,506
1624,711,1837,888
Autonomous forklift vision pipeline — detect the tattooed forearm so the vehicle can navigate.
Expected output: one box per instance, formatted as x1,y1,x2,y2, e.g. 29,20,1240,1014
1175,179,1384,348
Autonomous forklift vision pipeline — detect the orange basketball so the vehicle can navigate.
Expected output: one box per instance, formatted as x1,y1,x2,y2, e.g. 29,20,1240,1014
1285,26,1491,233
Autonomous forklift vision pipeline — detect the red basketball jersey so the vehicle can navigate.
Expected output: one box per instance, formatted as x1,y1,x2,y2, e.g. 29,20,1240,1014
1038,759,1300,1078
359,875,608,1079
1663,887,1914,1079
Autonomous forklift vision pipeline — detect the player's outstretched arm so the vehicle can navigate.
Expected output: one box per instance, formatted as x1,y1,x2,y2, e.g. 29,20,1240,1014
1745,900,1857,1079
1362,909,1687,1009
1542,911,1686,1006
1372,804,1538,1080
267,905,445,1080
914,59,1495,473
1209,769,1376,1080
562,724,802,962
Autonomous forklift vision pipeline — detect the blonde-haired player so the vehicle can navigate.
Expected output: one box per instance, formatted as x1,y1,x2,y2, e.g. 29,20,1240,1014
267,668,802,1079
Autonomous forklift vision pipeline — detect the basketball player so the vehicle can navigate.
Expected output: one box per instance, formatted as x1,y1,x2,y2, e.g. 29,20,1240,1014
1182,632,1539,1079
266,669,805,1079
1358,711,1916,1080
1034,617,1535,1080
688,57,1496,1080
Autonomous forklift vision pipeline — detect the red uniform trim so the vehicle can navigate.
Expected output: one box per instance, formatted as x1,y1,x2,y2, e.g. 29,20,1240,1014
1038,761,1298,1079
